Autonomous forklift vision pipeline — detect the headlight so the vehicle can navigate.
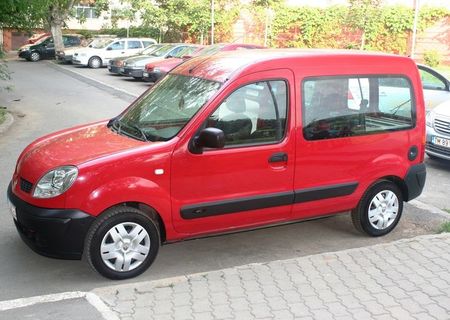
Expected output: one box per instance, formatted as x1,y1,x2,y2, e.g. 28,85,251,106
425,110,434,127
33,166,78,198
154,67,160,72
80,53,87,57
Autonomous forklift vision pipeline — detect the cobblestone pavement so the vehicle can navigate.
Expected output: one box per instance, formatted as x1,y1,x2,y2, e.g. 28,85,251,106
93,234,450,320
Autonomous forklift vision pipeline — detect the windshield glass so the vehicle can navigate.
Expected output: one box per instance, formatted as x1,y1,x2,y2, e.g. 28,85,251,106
198,44,223,56
142,44,163,55
174,46,199,58
150,45,174,57
91,39,113,49
115,75,221,142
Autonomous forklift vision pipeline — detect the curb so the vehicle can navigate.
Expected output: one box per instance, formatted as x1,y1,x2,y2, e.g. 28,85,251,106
0,111,14,134
409,199,450,220
91,232,450,296
46,61,138,103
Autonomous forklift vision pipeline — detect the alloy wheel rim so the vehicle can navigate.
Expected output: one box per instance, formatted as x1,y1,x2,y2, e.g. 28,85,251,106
368,190,399,230
31,53,39,61
91,58,100,68
101,222,150,272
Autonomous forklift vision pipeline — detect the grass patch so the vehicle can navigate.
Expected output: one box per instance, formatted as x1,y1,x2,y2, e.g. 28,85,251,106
435,65,450,79
444,209,450,214
0,108,6,125
439,221,450,233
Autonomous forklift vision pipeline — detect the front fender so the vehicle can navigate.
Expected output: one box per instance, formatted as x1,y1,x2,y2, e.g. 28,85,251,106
68,176,172,222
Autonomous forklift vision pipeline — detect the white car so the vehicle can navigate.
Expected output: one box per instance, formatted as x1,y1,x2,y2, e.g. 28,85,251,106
72,38,157,68
418,64,450,110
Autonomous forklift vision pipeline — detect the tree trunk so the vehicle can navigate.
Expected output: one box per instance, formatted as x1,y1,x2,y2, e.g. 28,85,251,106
360,31,366,50
50,20,65,51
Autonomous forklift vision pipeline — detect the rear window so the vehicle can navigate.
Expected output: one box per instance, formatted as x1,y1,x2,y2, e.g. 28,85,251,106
302,76,415,141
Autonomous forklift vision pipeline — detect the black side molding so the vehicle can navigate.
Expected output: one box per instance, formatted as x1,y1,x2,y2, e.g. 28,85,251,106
181,192,294,220
404,163,426,201
294,182,358,204
181,182,359,220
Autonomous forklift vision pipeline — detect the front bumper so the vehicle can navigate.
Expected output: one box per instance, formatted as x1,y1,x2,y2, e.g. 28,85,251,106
7,182,95,260
56,54,72,63
122,67,144,78
72,55,88,66
426,125,450,160
108,65,123,74
143,70,165,83
18,51,31,59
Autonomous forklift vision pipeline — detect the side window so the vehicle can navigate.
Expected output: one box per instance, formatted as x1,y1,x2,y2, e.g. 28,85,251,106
207,80,288,147
108,41,125,50
302,76,414,141
419,68,447,90
168,46,186,57
127,40,142,49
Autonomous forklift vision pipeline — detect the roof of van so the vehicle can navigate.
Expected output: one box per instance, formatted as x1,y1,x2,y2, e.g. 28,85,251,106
172,49,415,83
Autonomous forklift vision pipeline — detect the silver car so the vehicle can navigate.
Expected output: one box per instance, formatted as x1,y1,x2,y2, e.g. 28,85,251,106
426,99,450,160
418,64,450,110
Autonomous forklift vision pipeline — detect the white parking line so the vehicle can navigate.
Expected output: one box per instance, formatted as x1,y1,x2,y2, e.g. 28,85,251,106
0,291,119,320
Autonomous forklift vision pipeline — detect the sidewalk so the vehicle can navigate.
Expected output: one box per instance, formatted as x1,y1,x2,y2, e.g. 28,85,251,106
91,233,450,320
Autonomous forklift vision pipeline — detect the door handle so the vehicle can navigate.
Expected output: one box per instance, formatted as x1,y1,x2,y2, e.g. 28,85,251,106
269,152,288,163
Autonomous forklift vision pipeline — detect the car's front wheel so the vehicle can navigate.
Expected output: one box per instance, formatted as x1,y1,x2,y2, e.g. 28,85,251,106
351,181,403,236
88,56,102,68
84,206,160,279
30,51,41,62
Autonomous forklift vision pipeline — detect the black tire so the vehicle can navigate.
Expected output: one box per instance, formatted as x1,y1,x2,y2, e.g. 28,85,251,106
351,181,403,237
88,56,102,68
84,206,160,280
30,51,41,62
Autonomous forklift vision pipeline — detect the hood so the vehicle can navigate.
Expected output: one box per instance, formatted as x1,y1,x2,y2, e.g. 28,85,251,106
151,58,183,72
17,122,147,183
61,46,83,54
125,55,162,67
19,44,32,51
434,100,450,117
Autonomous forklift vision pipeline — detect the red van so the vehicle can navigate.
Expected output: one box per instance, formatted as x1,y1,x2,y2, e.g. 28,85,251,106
7,50,426,279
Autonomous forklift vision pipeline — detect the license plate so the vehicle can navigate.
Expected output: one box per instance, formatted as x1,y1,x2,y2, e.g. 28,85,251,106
143,72,148,77
432,136,450,149
8,199,17,221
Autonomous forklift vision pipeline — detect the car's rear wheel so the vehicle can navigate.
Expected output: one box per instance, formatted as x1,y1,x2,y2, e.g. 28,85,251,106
30,52,41,62
84,206,160,279
88,56,102,68
351,181,403,236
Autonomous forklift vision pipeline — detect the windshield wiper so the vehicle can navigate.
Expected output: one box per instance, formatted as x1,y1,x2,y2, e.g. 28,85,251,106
391,99,411,115
108,118,147,141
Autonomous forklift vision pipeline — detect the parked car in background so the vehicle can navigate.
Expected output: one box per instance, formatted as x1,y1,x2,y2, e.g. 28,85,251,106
107,44,165,75
143,43,265,82
120,44,199,80
418,64,450,110
18,35,82,62
426,99,450,161
72,38,157,68
56,36,115,63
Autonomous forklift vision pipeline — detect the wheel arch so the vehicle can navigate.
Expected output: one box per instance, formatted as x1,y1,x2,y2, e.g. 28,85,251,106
98,202,167,243
381,175,408,201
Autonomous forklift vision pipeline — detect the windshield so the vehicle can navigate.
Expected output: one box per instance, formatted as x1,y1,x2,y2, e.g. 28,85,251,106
142,44,164,55
198,44,223,56
91,39,113,49
174,46,199,58
150,45,174,57
35,37,52,45
114,75,221,142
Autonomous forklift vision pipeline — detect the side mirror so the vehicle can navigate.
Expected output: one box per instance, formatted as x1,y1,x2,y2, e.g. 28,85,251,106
190,127,225,154
165,55,173,59
106,47,112,51
182,55,192,60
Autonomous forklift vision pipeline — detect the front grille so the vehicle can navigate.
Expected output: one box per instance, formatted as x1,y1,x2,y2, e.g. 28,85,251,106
434,117,450,136
426,142,450,157
20,178,33,193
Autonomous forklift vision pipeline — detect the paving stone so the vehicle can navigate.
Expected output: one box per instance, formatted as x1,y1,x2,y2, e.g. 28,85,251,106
92,234,450,320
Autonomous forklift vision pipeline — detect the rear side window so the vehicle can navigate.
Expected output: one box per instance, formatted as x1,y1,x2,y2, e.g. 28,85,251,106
207,80,288,147
127,40,142,49
109,41,125,50
302,76,414,141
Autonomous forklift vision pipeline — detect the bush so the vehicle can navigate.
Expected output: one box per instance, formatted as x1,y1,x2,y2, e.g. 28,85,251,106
423,50,441,67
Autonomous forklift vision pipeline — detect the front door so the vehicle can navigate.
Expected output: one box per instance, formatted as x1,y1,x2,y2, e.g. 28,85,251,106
171,69,296,235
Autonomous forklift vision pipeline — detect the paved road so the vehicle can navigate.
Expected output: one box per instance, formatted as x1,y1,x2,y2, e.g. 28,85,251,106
0,59,448,303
